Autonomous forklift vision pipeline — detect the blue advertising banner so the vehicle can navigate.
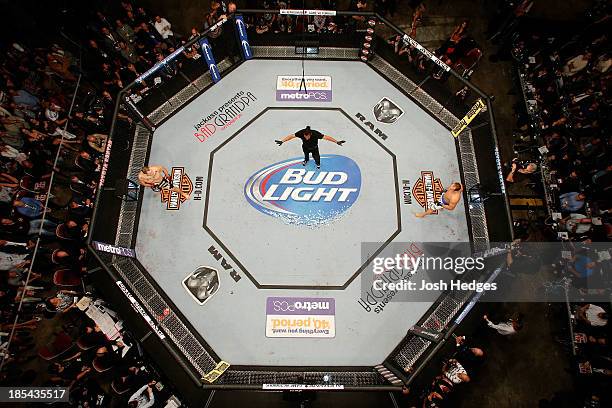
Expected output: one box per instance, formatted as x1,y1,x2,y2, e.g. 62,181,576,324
198,38,221,83
235,15,252,60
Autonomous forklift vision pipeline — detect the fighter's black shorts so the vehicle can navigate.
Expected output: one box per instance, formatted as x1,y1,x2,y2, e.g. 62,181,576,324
150,177,173,192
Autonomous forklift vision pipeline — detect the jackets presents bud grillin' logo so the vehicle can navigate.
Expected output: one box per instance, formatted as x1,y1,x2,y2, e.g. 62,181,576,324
161,167,193,210
244,155,361,227
412,171,444,214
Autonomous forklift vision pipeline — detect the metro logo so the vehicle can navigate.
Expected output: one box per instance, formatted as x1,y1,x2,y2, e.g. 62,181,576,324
276,75,332,102
244,155,361,226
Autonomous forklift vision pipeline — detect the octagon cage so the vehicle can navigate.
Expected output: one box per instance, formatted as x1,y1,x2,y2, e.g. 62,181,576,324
88,8,513,393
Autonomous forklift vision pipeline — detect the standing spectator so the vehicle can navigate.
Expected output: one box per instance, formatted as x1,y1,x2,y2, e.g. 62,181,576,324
347,0,368,34
483,313,523,336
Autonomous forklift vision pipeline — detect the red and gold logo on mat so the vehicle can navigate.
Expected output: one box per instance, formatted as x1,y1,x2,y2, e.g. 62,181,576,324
412,171,444,214
161,167,193,210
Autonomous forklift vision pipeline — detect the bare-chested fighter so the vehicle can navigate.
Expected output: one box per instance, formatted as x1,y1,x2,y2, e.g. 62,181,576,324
415,182,463,218
138,165,189,200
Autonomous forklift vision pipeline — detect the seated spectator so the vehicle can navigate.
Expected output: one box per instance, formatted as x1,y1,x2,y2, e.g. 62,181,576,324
48,358,92,388
100,27,121,54
256,16,271,35
116,19,136,45
118,41,140,66
12,197,46,219
153,15,176,46
561,52,592,77
128,381,156,408
442,358,470,384
45,290,79,314
423,390,445,408
576,304,608,327
136,23,164,50
506,160,538,183
568,250,596,288
75,151,99,173
56,220,87,241
453,335,485,369
559,191,587,212
437,20,470,63
559,213,594,236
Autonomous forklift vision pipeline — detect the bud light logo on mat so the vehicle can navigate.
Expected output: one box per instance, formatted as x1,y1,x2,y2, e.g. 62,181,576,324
244,155,361,226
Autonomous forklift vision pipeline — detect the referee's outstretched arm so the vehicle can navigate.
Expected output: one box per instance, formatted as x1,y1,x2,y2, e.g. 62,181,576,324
323,135,345,145
275,134,296,145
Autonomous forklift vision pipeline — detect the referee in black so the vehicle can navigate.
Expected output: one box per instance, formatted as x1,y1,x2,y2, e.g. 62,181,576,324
275,126,345,169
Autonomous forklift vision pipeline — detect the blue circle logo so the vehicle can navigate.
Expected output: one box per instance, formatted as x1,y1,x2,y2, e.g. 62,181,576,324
244,155,361,226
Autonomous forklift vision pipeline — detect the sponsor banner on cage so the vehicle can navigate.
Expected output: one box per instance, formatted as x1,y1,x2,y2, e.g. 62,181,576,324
265,297,335,338
451,98,485,137
234,15,252,60
402,35,450,72
262,384,345,390
92,241,136,258
198,37,221,83
136,46,185,83
280,9,337,16
116,281,166,339
98,139,112,189
201,361,230,383
276,75,332,102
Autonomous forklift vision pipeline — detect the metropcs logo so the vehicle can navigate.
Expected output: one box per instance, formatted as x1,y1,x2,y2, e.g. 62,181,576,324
244,155,361,226
276,76,332,102
271,299,332,313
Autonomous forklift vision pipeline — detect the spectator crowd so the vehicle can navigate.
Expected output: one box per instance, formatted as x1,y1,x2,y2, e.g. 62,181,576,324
508,11,610,243
0,1,186,405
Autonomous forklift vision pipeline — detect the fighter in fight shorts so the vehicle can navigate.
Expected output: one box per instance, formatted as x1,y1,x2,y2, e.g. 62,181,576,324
431,189,448,210
150,177,173,192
